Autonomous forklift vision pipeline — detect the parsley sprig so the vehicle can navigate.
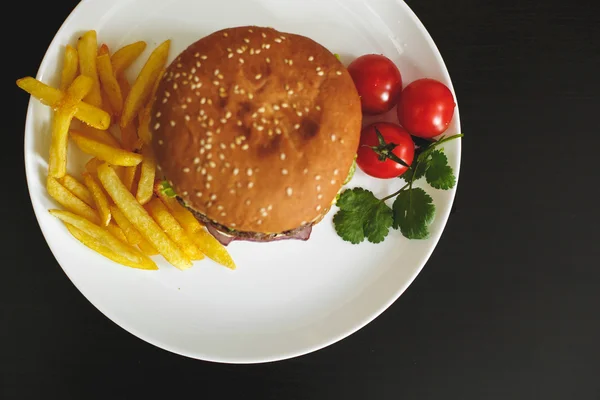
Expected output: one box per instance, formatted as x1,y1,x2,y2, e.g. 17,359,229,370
334,134,463,243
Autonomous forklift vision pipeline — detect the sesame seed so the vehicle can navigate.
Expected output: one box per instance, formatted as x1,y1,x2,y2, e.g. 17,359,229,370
206,201,212,207
205,183,211,189
248,182,254,189
210,194,217,201
331,179,337,185
201,168,207,175
196,191,202,197
275,127,282,135
261,210,268,217
255,74,262,80
245,199,251,205
220,118,227,124
318,194,323,200
264,44,270,49
182,191,188,196
208,119,214,126
331,134,336,141
296,111,303,117
194,52,200,57
315,175,321,181
207,174,213,181
177,63,182,68
255,126,264,131
318,71,325,76
207,99,213,105
282,169,288,175
289,60,294,66
156,112,162,118
284,58,289,64
193,157,201,164
281,103,289,108
225,111,232,119
257,219,262,225
170,120,176,127
248,93,254,100
316,184,321,191
241,144,250,150
165,91,171,98
280,153,286,160
243,38,250,43
248,28,254,33
219,153,225,160
274,38,282,43
182,167,190,173
194,77,200,83
308,56,314,61
205,144,213,150
186,97,192,103
250,48,255,55
206,131,213,137
294,124,300,130
236,48,243,54
219,143,227,150
225,162,230,168
213,80,220,86
162,98,167,104
201,55,208,60
316,205,322,211
230,143,236,149
258,107,265,113
251,112,258,119
229,189,236,195
158,139,164,145
336,71,342,76
265,57,270,63
154,123,161,130
173,83,178,90
196,61,201,68
223,32,228,37
286,187,293,196
231,223,237,227
247,168,253,176
200,148,205,154
218,74,224,79
209,161,217,168
185,115,190,121
214,69,220,76
228,53,234,58
303,168,309,174
220,212,227,217
273,104,280,111
182,104,188,109
233,168,239,175
267,204,273,211
288,90,294,95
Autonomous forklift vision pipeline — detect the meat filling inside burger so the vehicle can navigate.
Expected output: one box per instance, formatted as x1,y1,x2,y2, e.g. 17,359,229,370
150,26,362,245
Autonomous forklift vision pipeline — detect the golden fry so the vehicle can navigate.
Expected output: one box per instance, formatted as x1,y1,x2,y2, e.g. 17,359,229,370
136,145,156,205
106,220,128,243
97,52,123,115
83,173,112,226
146,198,204,260
59,174,95,207
111,41,147,76
60,45,78,91
85,157,103,175
77,30,103,107
120,121,140,152
76,125,121,148
111,203,158,255
70,131,143,166
47,177,99,224
64,223,156,270
49,75,93,178
16,77,110,129
137,68,164,145
50,210,156,270
98,163,191,270
121,40,170,127
122,165,139,193
155,191,235,269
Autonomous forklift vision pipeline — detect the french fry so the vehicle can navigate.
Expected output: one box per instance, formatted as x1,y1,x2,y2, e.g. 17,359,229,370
122,165,138,193
70,131,143,166
97,52,123,115
49,75,93,178
121,40,170,127
59,174,94,207
146,198,204,260
111,41,147,76
75,125,121,148
77,30,103,108
16,77,110,129
60,45,78,91
100,89,115,116
136,146,156,205
138,68,165,145
47,177,99,224
83,173,111,226
119,121,140,152
106,220,128,243
85,157,103,175
64,223,155,270
50,210,156,270
155,190,236,269
110,205,158,255
98,163,191,270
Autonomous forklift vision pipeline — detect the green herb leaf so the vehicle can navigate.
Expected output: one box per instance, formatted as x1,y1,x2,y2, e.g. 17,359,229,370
425,150,456,190
159,180,176,198
334,188,393,244
392,188,435,239
343,158,357,185
403,159,428,182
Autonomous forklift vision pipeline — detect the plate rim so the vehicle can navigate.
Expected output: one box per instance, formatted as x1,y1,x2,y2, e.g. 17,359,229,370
23,0,461,363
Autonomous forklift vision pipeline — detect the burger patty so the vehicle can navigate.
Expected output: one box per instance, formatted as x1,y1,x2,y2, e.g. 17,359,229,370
178,197,316,246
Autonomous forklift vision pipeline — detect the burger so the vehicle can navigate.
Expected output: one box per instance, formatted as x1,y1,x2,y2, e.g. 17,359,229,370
150,26,361,245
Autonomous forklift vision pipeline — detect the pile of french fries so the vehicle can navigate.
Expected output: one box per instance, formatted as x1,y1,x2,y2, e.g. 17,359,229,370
18,30,235,271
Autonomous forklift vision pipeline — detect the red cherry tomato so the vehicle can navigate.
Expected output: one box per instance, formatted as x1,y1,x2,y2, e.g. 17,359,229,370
356,122,415,179
396,78,456,138
347,54,403,115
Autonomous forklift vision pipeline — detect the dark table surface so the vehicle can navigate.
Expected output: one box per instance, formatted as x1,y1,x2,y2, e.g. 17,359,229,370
4,0,599,398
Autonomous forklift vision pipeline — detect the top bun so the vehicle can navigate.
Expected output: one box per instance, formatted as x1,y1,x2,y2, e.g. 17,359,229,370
151,26,361,233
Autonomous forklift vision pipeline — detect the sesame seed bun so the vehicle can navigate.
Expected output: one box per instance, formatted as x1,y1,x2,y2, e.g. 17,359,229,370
151,26,361,234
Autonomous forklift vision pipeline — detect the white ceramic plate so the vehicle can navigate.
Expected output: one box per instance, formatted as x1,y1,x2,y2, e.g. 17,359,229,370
24,0,461,363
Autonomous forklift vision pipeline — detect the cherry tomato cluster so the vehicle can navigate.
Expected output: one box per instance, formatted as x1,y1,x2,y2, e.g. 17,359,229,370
347,54,456,179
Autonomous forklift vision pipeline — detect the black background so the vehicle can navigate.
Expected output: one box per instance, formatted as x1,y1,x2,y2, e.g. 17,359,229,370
3,0,599,398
